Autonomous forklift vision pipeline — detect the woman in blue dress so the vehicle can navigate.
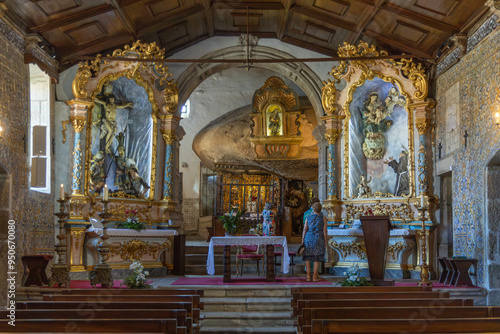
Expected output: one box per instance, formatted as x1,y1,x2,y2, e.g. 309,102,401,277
302,202,327,281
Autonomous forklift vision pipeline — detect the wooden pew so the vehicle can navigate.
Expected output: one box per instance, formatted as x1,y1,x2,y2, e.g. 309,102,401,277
18,301,199,334
293,291,449,316
311,318,500,333
42,294,204,312
290,286,432,306
296,298,473,319
1,309,189,330
300,306,500,334
0,318,182,334
50,288,204,297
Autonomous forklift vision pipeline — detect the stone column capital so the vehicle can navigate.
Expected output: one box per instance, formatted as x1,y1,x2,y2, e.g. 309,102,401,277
410,99,435,135
69,115,86,134
66,99,93,118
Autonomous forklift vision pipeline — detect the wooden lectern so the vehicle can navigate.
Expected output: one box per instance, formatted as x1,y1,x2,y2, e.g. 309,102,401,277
360,215,394,286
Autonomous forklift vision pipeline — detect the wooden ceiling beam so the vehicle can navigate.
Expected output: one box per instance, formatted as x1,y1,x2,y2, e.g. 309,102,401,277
30,4,115,33
164,34,210,57
351,0,386,45
107,0,136,36
137,4,204,36
281,36,338,57
290,5,357,32
363,30,432,59
381,3,459,33
59,34,134,63
214,30,277,38
211,1,284,10
277,0,293,40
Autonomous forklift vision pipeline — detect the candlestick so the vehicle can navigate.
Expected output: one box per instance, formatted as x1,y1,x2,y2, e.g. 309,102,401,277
60,184,65,200
420,195,424,208
103,184,108,201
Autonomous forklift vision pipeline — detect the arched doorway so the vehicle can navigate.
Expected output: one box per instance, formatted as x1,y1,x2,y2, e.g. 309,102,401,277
0,162,12,308
485,150,500,305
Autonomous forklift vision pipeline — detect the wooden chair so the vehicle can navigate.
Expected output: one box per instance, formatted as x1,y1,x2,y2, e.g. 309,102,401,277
236,244,264,276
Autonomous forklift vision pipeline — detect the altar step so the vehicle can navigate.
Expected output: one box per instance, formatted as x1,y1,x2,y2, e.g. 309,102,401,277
200,287,296,334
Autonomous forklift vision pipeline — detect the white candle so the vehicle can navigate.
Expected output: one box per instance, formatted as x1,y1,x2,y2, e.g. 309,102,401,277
421,196,424,208
60,184,64,200
103,184,108,201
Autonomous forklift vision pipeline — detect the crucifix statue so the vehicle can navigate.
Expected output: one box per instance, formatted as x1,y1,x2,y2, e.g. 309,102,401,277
437,142,442,159
464,130,468,149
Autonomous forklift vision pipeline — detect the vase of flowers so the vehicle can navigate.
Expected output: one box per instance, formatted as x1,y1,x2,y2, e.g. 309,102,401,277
337,263,372,286
116,209,145,231
123,260,152,289
219,209,246,235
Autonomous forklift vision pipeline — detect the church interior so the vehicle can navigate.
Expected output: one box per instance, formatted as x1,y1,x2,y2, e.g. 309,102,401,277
1,0,500,332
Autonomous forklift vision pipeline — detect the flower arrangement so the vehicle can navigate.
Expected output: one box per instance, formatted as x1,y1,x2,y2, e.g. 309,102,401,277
337,263,372,286
116,209,145,231
219,209,246,235
123,260,152,289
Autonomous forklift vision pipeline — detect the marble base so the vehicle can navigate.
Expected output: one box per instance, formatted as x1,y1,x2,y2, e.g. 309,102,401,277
329,267,421,280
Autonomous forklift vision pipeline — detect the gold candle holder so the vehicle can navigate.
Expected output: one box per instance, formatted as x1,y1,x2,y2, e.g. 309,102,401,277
89,199,114,288
417,197,432,287
49,194,71,287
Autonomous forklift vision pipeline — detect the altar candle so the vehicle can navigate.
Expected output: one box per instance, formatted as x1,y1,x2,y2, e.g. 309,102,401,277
421,196,424,208
103,184,108,201
60,184,64,200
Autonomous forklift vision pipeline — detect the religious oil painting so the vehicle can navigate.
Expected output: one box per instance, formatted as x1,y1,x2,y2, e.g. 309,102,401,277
348,77,410,198
266,103,284,136
88,77,153,199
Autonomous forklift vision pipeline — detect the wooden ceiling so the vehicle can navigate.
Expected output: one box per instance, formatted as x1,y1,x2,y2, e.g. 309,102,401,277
3,0,490,66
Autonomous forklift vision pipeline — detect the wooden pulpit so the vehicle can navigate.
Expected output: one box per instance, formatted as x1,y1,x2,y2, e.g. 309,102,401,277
360,215,394,286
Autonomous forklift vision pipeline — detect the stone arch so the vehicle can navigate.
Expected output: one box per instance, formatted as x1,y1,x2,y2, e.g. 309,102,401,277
484,149,500,304
176,45,324,122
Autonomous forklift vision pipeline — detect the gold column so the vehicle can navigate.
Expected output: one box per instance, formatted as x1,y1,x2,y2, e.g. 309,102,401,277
160,115,181,216
65,100,92,272
320,115,345,223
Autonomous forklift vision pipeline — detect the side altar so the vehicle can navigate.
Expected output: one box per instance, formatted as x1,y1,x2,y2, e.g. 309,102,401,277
319,42,439,280
60,41,185,275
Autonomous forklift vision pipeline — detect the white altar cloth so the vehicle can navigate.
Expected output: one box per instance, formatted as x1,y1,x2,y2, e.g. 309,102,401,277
207,236,290,275
87,226,178,237
328,228,414,237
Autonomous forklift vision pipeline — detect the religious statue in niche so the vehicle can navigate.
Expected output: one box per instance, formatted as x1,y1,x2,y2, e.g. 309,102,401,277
355,175,372,197
286,181,310,236
383,146,410,196
361,88,406,160
266,104,283,136
89,79,153,199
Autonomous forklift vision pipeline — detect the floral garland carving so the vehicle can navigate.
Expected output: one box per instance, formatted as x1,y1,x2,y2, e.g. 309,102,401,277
328,239,367,260
109,239,171,261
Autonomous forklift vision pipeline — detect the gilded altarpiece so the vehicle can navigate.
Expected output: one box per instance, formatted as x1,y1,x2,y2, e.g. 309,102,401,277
321,42,438,278
64,41,181,272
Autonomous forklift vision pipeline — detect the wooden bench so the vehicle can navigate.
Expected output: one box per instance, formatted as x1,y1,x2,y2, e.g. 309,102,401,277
42,294,204,312
293,291,449,316
295,298,473,318
18,300,199,333
300,306,500,334
310,318,500,333
2,309,192,334
0,318,182,334
51,288,204,297
291,285,433,307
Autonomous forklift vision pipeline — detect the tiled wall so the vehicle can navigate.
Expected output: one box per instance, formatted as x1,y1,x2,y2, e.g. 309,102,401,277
0,19,55,285
435,22,500,296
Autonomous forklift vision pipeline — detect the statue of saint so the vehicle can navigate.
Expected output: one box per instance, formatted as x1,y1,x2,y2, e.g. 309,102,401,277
384,148,410,196
361,92,394,160
89,151,106,194
113,133,127,189
126,167,150,198
94,94,133,154
355,175,372,197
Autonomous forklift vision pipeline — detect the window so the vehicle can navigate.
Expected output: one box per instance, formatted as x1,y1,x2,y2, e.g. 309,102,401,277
29,64,51,193
180,100,190,118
